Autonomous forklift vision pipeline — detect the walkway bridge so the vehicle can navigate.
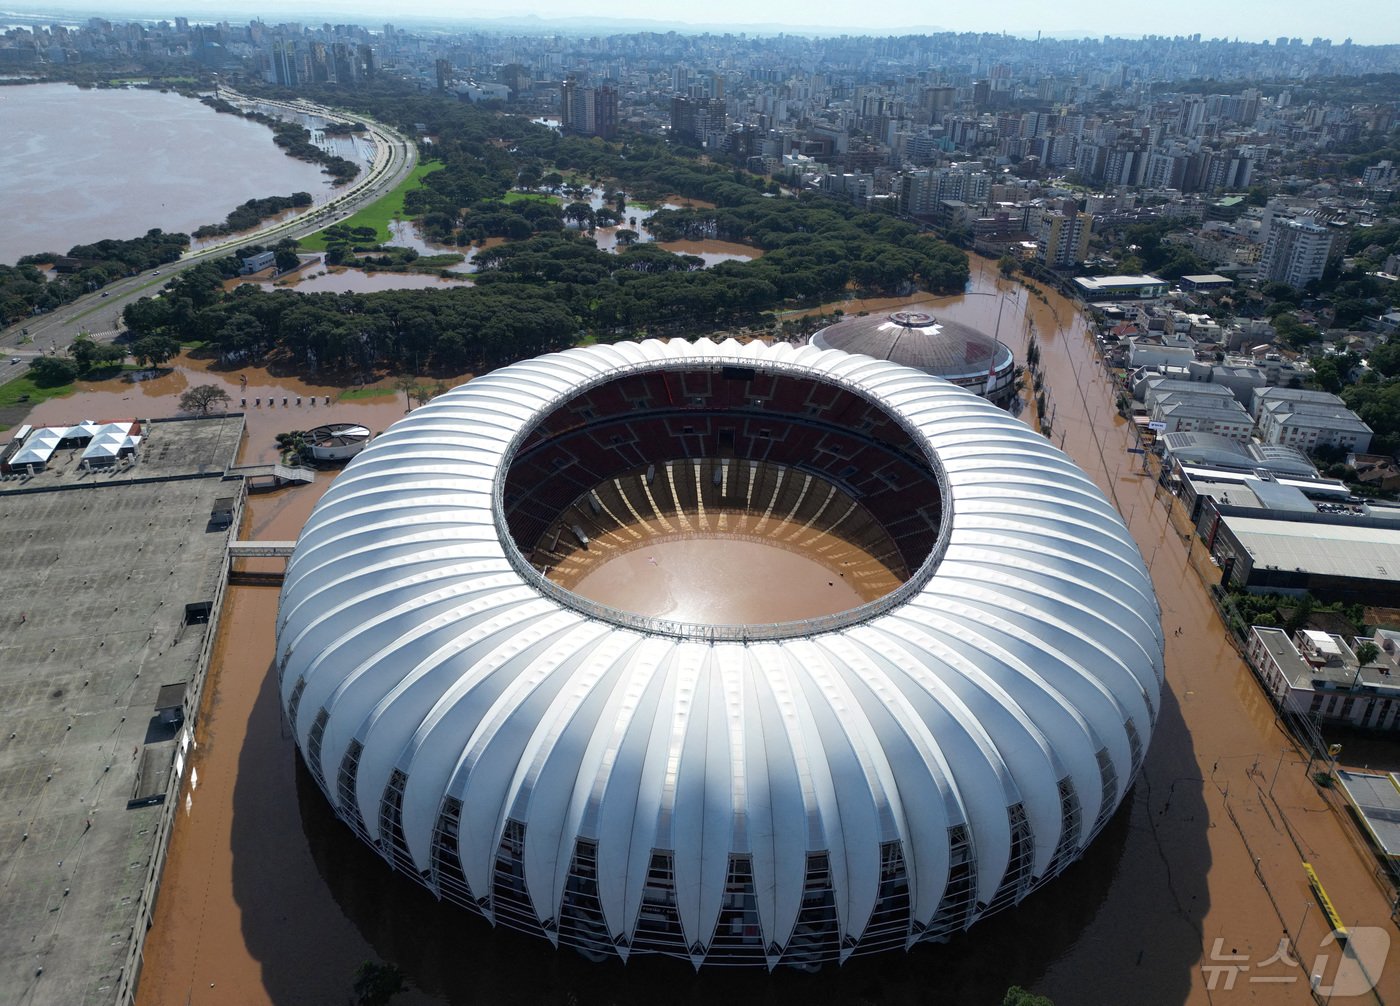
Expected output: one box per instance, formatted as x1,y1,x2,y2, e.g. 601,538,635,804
227,463,315,490
227,540,296,585
228,541,297,558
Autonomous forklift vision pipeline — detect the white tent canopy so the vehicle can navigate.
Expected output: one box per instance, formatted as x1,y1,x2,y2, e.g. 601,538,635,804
9,428,63,467
80,424,141,464
9,420,139,470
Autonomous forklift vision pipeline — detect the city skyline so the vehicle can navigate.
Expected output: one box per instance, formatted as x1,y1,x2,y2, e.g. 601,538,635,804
11,0,1400,44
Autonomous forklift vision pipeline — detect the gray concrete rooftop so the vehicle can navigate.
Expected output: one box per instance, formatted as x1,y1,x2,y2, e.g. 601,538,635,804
1,414,244,490
0,416,243,1006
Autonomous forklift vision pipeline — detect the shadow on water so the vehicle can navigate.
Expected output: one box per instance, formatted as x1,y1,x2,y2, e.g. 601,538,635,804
231,658,1210,1006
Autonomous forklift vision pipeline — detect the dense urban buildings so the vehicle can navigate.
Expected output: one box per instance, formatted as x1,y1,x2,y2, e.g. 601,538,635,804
6,16,1400,299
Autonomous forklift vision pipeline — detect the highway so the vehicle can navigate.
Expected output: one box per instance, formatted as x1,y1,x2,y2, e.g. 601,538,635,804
0,90,417,382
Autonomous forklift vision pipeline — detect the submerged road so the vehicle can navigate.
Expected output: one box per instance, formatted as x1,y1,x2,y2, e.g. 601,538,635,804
0,90,416,384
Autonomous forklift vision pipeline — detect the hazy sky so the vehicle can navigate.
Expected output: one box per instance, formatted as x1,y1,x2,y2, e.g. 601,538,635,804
151,0,1399,43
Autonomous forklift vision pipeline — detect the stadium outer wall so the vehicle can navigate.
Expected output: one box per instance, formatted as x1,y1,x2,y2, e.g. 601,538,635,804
274,337,1165,970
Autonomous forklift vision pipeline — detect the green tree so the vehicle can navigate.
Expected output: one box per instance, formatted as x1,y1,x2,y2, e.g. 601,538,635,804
178,384,231,416
1284,594,1315,634
1370,341,1400,378
1355,641,1380,667
274,247,301,274
1271,312,1318,350
28,355,79,386
122,296,172,336
563,201,595,230
131,335,180,368
69,333,125,371
1312,358,1343,393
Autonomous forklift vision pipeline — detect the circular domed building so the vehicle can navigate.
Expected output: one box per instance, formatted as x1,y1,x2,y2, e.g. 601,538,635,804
276,338,1161,970
810,308,1017,405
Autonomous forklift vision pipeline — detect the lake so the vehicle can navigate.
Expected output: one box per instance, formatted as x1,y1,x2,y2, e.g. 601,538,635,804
0,83,346,264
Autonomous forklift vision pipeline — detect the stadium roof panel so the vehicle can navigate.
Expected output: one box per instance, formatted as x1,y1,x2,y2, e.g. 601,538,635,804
275,338,1164,967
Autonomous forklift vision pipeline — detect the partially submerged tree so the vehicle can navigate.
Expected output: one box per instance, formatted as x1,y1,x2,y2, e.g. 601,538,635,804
131,334,180,368
179,384,231,415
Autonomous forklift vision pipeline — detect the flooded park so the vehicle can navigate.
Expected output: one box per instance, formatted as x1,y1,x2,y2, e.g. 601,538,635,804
5,255,1394,1006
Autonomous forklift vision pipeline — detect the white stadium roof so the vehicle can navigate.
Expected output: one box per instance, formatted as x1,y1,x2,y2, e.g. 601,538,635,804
276,338,1163,968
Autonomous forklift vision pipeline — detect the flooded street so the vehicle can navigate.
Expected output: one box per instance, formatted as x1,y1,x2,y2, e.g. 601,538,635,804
113,259,1399,1006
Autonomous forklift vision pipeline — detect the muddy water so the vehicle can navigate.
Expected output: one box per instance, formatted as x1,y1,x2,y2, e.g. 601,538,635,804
0,83,337,264
372,193,759,267
3,352,444,463
654,239,760,266
568,534,871,623
130,260,1400,1006
384,221,498,273
257,264,475,294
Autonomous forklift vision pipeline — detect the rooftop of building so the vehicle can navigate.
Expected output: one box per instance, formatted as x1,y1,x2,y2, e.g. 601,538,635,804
1074,274,1168,290
0,417,243,1006
1253,386,1346,408
809,308,1014,380
1158,400,1252,421
1254,626,1400,692
1,415,245,492
1224,513,1400,581
1336,771,1400,860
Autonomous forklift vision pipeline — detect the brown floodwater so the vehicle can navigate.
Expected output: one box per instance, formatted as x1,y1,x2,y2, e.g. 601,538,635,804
2,352,457,464
125,259,1400,1006
563,525,879,623
0,83,337,264
384,221,484,272
254,262,475,294
654,239,761,266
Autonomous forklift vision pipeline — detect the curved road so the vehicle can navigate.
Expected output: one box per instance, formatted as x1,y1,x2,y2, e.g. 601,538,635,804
0,90,417,383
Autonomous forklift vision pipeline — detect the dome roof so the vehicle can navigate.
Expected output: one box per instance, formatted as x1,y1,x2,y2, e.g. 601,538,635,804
276,338,1162,969
811,308,1014,383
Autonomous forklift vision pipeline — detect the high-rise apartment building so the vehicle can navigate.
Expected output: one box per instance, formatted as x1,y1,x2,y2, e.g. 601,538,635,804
1257,218,1344,289
1037,211,1094,267
560,77,619,139
670,95,726,146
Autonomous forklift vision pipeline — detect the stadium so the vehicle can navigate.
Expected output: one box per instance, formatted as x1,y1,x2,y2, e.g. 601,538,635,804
275,338,1163,970
810,308,1018,405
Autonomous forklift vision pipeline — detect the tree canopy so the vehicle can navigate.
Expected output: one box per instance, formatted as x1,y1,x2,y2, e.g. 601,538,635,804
179,384,232,415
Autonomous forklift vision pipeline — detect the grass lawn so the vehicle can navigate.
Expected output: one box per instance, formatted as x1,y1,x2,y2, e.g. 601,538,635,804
337,387,398,400
300,160,445,251
0,372,77,411
502,191,559,204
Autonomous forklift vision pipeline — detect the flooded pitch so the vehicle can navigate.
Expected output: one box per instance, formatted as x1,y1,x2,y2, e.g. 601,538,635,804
566,531,876,624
